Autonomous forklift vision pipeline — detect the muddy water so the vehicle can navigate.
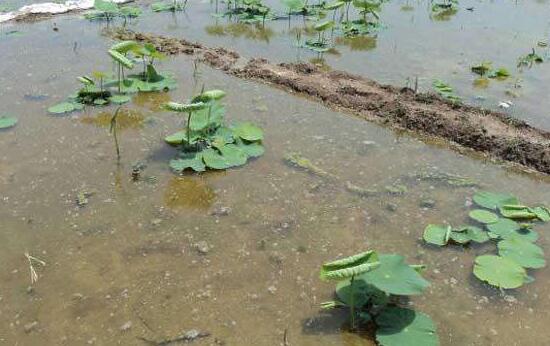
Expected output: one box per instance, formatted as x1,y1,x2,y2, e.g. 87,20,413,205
1,16,550,346
126,0,550,130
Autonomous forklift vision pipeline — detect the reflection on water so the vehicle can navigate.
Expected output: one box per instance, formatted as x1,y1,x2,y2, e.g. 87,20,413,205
81,108,144,130
164,176,216,210
205,22,275,43
335,35,377,51
132,91,172,111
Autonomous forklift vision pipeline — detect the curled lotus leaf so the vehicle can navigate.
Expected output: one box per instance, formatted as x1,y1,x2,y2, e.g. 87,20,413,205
499,205,538,220
320,250,380,281
163,102,207,113
192,89,226,103
532,206,550,222
469,209,499,224
110,40,140,53
108,49,134,69
473,255,528,289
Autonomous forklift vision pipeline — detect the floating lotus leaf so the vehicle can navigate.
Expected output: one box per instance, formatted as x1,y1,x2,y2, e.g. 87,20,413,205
499,205,537,220
486,218,538,242
454,225,490,243
532,206,550,222
109,95,131,104
335,279,388,309
423,224,451,246
169,152,206,173
375,307,439,346
0,116,18,129
164,130,202,146
320,250,380,281
498,237,546,269
236,138,265,158
473,191,519,210
358,254,430,295
93,98,108,106
202,148,231,170
48,102,80,114
473,255,528,289
219,144,248,167
469,209,498,224
450,231,470,244
233,122,264,141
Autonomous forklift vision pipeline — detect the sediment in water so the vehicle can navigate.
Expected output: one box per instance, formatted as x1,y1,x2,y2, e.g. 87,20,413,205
108,29,550,175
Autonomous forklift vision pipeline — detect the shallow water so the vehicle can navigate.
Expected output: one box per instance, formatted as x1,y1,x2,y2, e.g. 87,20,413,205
1,9,550,346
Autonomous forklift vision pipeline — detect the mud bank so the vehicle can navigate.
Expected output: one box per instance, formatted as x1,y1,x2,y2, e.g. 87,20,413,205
109,29,550,175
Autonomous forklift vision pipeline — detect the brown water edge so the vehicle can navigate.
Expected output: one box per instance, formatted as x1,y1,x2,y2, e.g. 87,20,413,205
108,29,550,176
1,21,550,345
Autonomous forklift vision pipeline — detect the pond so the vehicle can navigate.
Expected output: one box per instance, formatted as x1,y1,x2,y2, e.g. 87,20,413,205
0,2,549,345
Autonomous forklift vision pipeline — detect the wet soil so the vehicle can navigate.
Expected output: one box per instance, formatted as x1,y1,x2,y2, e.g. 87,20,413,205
109,28,550,175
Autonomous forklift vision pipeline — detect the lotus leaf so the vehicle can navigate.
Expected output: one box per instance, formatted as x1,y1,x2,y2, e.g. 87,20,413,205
499,205,537,220
233,122,264,141
358,254,430,295
236,139,265,158
202,148,231,170
0,116,18,129
472,191,519,210
469,209,498,224
48,102,79,114
454,226,490,243
486,218,538,242
473,255,528,289
423,224,451,246
375,307,439,346
219,144,248,167
335,279,388,309
532,206,550,222
498,237,545,269
109,95,131,104
320,250,380,281
169,152,206,173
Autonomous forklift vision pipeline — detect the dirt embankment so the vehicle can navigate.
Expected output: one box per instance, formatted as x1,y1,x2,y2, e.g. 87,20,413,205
109,29,550,175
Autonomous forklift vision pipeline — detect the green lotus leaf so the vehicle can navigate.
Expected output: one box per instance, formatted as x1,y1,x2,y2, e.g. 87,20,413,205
169,153,206,173
110,40,139,54
472,191,519,210
109,95,131,104
233,122,264,141
164,130,201,146
499,205,537,220
202,148,231,170
498,237,546,269
190,102,224,131
219,144,248,167
213,126,235,144
454,225,490,243
485,218,538,242
314,20,335,32
450,231,470,244
358,254,430,295
93,98,108,106
335,279,388,309
375,307,439,346
469,209,499,224
94,0,118,12
532,206,550,222
108,49,134,69
164,102,207,113
423,224,451,246
320,250,380,281
236,138,265,158
48,102,79,114
192,89,226,103
0,116,18,129
473,255,528,289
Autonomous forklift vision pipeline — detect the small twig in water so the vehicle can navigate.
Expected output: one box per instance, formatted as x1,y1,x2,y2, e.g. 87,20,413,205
24,252,46,285
110,107,122,161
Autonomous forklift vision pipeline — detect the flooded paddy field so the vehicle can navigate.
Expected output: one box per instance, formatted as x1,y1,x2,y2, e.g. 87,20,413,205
1,1,550,346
